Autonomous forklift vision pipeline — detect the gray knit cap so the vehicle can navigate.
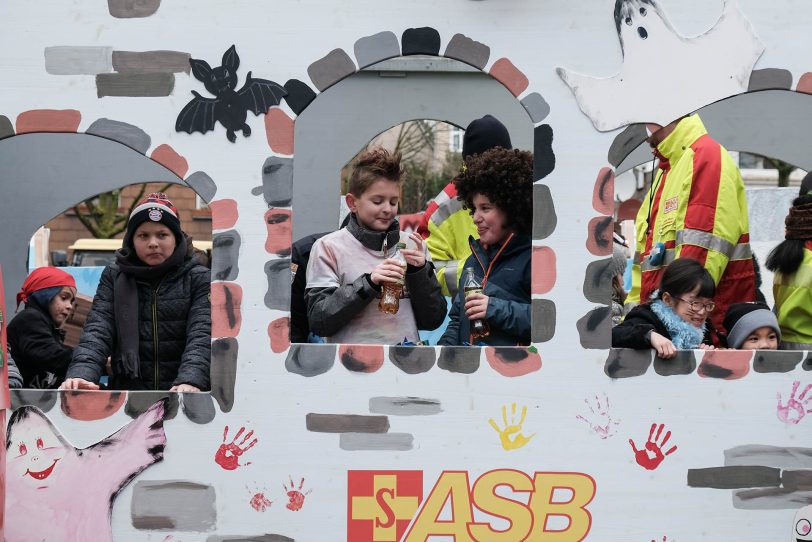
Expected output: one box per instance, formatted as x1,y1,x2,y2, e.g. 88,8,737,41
612,243,628,277
724,302,780,349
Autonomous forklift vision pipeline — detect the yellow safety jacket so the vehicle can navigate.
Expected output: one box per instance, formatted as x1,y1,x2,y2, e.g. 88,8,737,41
418,181,477,297
628,115,755,333
773,243,812,349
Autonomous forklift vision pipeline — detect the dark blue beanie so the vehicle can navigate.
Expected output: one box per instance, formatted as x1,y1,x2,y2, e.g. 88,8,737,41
28,286,62,312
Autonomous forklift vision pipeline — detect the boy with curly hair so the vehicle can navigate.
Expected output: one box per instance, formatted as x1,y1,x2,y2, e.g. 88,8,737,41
305,147,445,344
438,147,534,346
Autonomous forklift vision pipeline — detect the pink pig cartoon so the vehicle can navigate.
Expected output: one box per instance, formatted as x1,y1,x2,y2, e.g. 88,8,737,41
5,399,167,542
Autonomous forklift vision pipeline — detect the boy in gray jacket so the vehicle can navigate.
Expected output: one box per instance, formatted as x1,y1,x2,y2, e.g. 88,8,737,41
306,148,445,344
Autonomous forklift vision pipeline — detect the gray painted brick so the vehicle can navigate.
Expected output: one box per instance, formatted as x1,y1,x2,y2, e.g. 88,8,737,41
112,50,191,74
45,46,113,75
96,72,174,97
131,481,216,531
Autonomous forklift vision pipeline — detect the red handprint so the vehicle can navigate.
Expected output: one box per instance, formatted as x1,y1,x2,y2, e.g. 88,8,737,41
629,423,677,470
246,483,272,512
249,492,272,512
214,425,257,470
777,381,812,425
284,476,311,511
651,537,670,542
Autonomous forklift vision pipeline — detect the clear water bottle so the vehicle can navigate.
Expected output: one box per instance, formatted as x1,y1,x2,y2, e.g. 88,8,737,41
463,266,490,339
378,242,407,314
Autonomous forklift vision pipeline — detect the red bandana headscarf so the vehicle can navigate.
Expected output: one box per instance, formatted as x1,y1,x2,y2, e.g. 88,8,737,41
17,267,76,309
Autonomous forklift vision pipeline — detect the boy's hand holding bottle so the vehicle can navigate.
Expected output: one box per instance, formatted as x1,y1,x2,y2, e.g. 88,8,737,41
374,234,429,315
464,293,490,321
370,259,406,285
376,243,408,314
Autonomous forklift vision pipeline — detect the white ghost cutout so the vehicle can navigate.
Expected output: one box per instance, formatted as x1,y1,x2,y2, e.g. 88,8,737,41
557,0,764,131
5,400,167,542
795,505,812,542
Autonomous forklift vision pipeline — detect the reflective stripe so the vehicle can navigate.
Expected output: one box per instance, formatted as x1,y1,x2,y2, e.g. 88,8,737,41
430,197,465,226
443,260,459,297
779,340,812,351
633,251,642,265
676,229,732,255
675,229,752,260
730,242,752,261
640,249,676,271
432,189,452,206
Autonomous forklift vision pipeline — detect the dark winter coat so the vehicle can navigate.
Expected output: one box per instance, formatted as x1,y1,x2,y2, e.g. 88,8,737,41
68,258,211,390
612,303,714,350
7,304,73,388
291,231,331,343
439,234,531,346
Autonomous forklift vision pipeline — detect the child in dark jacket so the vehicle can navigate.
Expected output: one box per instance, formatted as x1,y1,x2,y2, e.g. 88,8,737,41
613,258,717,358
438,147,533,346
7,267,77,388
305,148,445,344
62,193,211,392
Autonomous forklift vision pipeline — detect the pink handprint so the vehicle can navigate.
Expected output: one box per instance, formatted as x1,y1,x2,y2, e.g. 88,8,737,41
651,537,670,542
776,381,812,425
629,423,677,470
576,393,620,439
284,476,312,511
214,425,257,470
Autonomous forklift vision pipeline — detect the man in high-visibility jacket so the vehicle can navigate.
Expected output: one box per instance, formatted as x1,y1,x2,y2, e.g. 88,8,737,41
627,114,755,333
418,114,512,297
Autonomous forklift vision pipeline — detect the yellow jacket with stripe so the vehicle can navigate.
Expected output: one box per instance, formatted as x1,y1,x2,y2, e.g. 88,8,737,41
418,182,477,297
628,115,755,332
773,242,812,349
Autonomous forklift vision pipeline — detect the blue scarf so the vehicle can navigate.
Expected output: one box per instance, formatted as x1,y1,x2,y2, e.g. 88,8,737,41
649,299,705,349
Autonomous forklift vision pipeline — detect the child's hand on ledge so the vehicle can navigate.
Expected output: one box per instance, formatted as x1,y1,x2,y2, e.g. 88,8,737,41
60,378,100,390
649,332,676,359
465,293,490,321
170,384,201,392
698,344,716,351
400,232,426,268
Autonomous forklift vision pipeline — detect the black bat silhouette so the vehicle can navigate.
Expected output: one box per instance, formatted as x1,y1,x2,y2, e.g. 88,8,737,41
175,45,287,142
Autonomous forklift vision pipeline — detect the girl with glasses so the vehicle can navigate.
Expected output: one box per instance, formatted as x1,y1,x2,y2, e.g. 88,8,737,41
612,257,717,358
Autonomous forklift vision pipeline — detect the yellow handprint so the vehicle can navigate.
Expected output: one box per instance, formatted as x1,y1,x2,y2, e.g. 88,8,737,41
488,403,535,451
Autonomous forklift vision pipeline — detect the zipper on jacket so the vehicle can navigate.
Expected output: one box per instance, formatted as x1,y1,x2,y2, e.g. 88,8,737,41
152,279,164,390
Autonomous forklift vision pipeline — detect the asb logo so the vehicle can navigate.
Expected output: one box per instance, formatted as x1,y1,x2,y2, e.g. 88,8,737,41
349,469,596,542
348,470,423,542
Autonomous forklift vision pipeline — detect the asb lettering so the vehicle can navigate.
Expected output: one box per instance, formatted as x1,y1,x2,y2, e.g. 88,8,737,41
402,469,596,542
348,469,596,542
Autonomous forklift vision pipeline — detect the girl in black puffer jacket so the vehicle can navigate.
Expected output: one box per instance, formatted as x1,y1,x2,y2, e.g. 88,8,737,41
63,193,210,391
8,266,77,388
